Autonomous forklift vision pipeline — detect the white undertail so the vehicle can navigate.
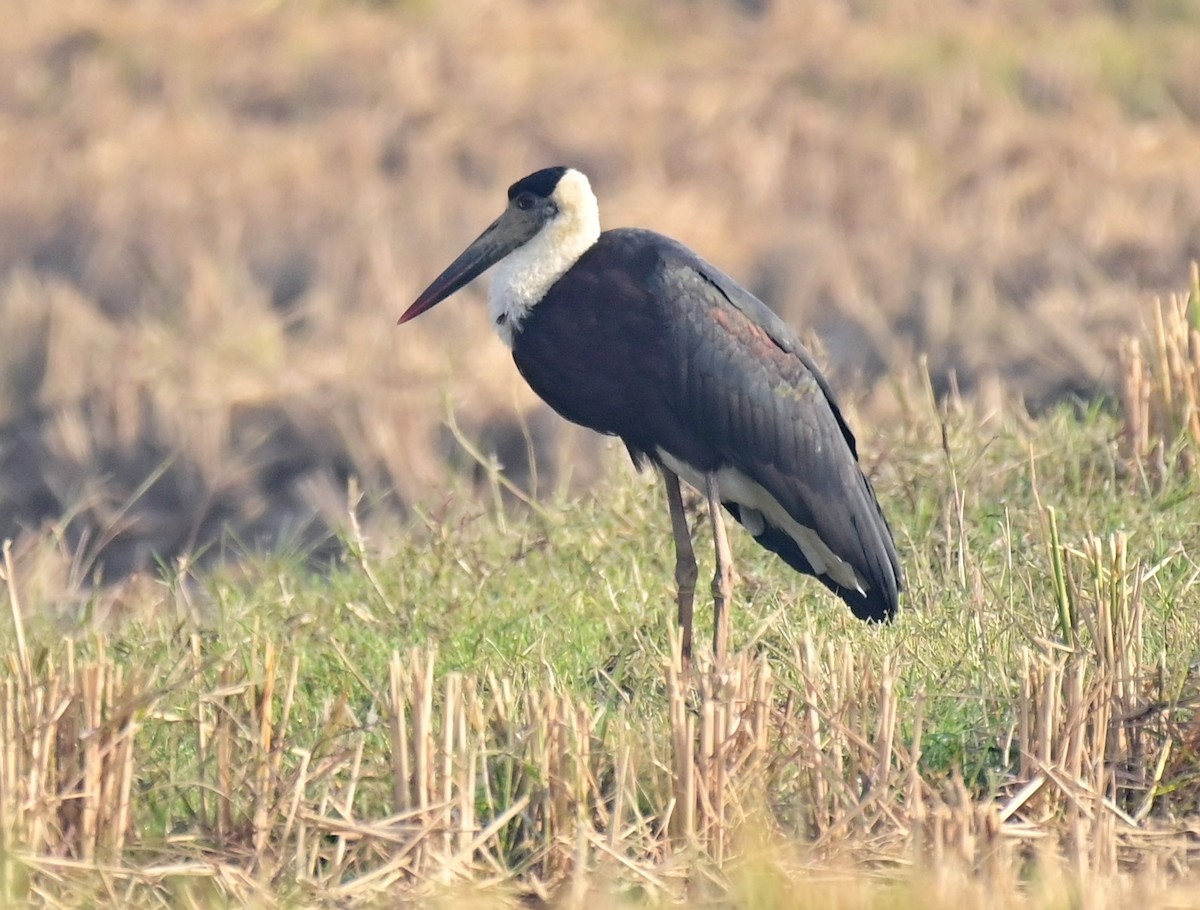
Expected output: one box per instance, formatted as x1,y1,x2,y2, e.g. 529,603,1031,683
489,169,601,348
656,450,868,596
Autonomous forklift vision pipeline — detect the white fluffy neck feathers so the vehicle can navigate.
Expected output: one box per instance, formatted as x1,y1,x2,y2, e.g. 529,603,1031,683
489,169,601,348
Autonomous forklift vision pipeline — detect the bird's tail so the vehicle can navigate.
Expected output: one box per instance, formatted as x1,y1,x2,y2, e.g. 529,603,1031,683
723,501,902,622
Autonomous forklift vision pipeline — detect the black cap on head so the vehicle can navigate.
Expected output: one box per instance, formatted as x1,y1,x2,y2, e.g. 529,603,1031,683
507,166,569,201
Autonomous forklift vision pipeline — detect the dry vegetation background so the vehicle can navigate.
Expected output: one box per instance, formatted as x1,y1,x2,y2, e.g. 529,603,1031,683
5,3,1200,904
1,0,1199,580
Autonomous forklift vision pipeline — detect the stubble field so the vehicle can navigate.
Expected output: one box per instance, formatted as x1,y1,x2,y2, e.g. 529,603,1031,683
3,0,1200,905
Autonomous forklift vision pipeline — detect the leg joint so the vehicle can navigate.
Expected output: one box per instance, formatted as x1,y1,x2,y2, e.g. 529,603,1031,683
676,553,699,589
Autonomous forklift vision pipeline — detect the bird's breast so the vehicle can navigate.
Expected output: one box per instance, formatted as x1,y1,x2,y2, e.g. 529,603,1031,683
510,268,676,445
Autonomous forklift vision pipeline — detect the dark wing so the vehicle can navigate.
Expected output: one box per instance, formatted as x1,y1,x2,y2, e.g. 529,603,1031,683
652,237,903,621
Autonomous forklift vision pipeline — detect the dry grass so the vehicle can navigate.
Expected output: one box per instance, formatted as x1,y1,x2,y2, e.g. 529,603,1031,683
1119,262,1200,479
3,2,1200,904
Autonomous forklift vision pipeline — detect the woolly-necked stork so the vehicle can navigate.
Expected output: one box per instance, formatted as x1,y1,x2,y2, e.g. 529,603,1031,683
400,166,902,662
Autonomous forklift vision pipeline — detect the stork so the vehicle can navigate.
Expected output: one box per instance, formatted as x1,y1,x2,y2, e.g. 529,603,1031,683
400,167,902,663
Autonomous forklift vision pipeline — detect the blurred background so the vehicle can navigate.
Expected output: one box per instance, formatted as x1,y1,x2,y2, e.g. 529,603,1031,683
1,0,1198,592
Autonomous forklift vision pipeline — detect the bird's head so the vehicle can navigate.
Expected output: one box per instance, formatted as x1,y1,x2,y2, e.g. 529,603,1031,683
399,166,601,328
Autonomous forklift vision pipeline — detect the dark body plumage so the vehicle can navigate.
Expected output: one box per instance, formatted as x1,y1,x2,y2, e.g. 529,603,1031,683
510,228,902,621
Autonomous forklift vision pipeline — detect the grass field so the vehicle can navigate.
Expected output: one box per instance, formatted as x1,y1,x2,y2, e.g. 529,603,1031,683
4,276,1200,906
4,0,1200,905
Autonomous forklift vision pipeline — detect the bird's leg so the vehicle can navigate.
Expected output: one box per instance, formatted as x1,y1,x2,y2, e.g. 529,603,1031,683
705,473,733,664
661,467,697,667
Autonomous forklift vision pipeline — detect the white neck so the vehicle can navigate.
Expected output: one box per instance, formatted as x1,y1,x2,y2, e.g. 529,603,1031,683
489,169,601,348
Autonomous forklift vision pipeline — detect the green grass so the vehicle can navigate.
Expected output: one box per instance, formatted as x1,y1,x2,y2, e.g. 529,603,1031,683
28,394,1200,738
5,384,1200,905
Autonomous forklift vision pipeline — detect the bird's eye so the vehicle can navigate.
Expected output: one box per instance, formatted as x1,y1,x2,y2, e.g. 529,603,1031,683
515,193,537,211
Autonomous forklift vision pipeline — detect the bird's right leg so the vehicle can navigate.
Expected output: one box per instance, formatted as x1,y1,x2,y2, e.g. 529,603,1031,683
661,467,697,666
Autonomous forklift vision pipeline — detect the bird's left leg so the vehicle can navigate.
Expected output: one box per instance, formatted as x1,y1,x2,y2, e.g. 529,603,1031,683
705,472,733,663
661,467,698,666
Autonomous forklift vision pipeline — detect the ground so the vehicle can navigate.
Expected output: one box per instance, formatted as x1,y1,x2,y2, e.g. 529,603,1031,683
2,0,1200,905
